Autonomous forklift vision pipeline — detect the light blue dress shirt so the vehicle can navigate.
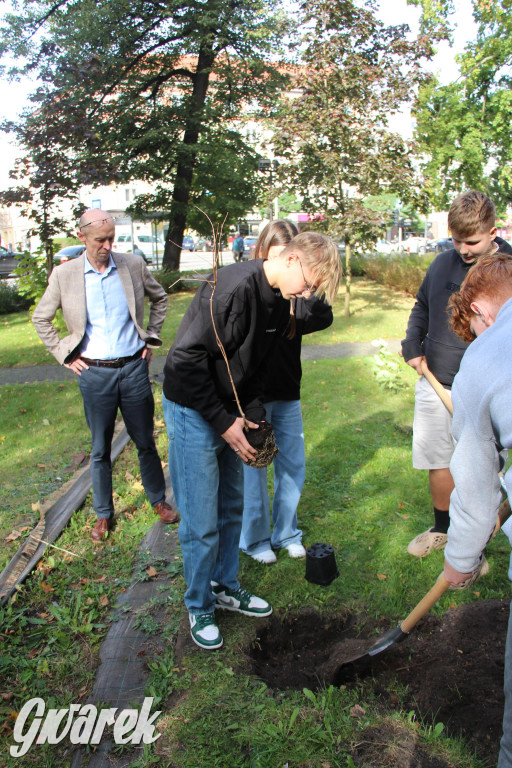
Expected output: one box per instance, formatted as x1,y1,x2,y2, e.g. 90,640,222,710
79,254,144,360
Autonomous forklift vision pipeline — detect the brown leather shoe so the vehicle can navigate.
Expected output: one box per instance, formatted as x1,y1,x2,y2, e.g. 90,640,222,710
91,518,110,541
153,501,179,524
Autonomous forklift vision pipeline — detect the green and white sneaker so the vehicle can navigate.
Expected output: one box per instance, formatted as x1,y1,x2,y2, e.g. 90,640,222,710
212,582,272,617
189,613,223,650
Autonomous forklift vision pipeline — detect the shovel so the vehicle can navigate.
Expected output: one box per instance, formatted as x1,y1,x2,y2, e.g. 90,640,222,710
420,358,453,414
333,498,510,677
333,361,510,675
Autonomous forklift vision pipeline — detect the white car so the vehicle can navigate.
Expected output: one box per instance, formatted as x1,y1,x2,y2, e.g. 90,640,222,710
113,233,163,263
375,240,396,255
397,236,427,253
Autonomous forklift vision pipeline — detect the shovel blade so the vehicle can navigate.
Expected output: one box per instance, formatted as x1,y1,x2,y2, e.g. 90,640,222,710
332,625,408,683
368,625,408,656
333,575,451,681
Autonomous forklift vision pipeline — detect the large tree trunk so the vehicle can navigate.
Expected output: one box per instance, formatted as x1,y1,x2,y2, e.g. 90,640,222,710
42,200,54,279
344,241,351,318
163,44,216,271
45,245,54,279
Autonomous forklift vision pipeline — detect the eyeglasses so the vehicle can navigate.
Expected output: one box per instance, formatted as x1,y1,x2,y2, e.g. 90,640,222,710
79,217,114,230
297,257,316,294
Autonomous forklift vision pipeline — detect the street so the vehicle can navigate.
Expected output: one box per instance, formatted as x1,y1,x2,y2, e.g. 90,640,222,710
0,250,238,282
152,250,237,272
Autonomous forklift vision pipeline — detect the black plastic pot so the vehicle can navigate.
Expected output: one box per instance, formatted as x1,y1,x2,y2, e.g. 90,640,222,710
305,542,339,586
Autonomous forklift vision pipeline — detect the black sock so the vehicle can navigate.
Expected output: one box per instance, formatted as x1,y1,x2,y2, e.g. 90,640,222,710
432,507,450,534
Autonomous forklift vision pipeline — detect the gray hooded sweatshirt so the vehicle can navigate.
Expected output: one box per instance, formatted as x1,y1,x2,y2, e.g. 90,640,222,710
446,297,512,573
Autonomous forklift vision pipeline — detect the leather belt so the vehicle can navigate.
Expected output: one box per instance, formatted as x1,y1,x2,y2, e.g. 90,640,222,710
80,348,144,368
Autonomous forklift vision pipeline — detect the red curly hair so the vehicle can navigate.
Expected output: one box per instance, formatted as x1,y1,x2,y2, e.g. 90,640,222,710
448,252,512,342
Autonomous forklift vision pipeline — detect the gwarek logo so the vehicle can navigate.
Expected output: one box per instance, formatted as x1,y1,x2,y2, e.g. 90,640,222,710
10,696,161,757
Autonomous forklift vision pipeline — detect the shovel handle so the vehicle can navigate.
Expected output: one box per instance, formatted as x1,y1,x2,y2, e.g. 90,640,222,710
400,499,511,636
420,359,453,415
493,498,511,537
400,576,450,634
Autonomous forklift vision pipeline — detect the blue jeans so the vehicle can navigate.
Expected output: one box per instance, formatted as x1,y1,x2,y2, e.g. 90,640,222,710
78,356,166,519
240,400,304,555
162,396,243,614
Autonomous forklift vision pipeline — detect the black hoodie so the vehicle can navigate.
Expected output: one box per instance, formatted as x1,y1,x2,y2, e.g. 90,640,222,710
401,236,512,386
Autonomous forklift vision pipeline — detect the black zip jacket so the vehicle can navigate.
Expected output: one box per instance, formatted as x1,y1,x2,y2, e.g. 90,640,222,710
401,237,512,386
163,260,290,435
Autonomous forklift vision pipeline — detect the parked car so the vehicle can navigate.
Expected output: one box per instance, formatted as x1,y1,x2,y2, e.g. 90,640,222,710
196,236,214,251
182,235,195,251
0,245,24,277
113,233,162,263
241,236,258,260
374,240,395,255
397,236,428,253
53,245,85,265
421,237,453,254
120,245,147,262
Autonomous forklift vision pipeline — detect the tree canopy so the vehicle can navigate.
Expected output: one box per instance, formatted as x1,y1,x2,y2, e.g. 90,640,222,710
412,0,512,213
0,0,291,269
271,0,432,312
274,0,433,240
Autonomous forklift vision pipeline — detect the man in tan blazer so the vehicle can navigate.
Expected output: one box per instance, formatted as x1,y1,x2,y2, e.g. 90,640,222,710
33,208,178,540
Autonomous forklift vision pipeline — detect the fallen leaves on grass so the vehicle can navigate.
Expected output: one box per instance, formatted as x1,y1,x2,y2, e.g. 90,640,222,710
71,578,90,588
64,450,88,472
5,530,22,542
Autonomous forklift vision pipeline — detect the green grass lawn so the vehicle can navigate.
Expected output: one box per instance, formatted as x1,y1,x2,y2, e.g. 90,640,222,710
0,381,91,571
0,282,502,768
301,276,414,346
0,277,413,367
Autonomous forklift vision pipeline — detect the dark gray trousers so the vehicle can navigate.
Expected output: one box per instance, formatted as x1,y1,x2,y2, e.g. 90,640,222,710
78,356,165,518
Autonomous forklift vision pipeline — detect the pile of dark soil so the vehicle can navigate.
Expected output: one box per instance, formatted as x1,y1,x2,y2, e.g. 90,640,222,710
250,601,510,766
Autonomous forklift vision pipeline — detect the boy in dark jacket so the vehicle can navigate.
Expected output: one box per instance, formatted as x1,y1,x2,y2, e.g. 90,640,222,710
162,233,340,649
402,190,512,557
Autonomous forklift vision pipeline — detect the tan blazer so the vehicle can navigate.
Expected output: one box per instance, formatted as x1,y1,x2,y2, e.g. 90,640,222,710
32,252,168,365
